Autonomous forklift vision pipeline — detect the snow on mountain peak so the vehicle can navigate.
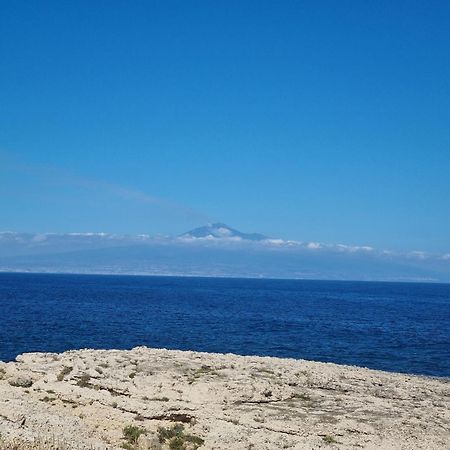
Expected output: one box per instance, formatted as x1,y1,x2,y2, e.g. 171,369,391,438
179,223,269,241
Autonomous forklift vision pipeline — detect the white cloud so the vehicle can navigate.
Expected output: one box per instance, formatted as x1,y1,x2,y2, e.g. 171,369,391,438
177,234,243,243
306,242,322,249
409,251,428,260
136,234,151,240
263,238,287,246
66,232,107,237
335,244,374,253
216,227,232,237
32,234,47,242
1,230,449,270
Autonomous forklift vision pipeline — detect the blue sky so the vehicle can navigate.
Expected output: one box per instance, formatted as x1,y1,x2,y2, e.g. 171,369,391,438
1,1,449,252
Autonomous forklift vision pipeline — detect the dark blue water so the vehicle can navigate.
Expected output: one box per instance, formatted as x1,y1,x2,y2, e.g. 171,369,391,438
1,272,449,377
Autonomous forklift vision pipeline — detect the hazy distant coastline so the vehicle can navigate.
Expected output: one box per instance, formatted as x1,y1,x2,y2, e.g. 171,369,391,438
1,224,449,283
0,268,443,285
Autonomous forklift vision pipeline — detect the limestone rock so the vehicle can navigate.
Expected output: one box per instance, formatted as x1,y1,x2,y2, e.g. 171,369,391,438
0,346,448,450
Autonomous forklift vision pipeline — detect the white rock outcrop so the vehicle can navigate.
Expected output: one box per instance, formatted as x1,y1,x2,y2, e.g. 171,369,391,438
0,347,449,449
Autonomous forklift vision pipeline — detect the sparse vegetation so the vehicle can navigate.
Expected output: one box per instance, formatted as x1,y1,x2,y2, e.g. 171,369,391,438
8,378,33,388
121,425,146,449
188,365,220,383
76,374,91,387
56,366,73,381
158,424,184,442
292,393,311,401
158,424,204,449
258,367,275,375
322,435,339,444
194,365,218,376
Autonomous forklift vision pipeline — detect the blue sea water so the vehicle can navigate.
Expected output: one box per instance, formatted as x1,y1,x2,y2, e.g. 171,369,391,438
0,272,449,377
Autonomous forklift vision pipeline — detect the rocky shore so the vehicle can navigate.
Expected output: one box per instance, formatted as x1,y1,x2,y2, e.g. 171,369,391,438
0,347,449,449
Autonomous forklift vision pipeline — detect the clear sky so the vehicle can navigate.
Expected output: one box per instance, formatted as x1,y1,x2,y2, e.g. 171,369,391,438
1,1,449,252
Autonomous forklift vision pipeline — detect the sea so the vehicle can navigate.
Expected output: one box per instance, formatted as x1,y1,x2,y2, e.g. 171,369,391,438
1,272,449,378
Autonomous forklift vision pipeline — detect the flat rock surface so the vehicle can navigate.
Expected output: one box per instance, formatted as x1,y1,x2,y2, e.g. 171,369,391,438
0,347,449,449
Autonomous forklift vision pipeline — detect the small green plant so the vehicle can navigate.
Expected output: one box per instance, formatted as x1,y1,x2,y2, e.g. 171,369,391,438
120,444,134,450
158,424,184,442
158,424,204,449
169,436,185,450
76,373,91,387
148,396,169,402
8,378,33,388
292,393,311,401
195,365,217,375
322,435,339,444
187,365,219,383
258,367,275,375
57,366,73,381
122,425,146,447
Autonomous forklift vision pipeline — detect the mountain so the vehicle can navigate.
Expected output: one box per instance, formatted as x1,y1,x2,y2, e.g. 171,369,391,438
179,223,268,241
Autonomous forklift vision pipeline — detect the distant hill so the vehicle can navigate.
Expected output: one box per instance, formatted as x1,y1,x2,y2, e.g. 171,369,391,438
179,223,268,241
